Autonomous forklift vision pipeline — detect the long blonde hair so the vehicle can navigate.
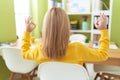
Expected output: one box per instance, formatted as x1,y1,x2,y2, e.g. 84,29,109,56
42,7,70,60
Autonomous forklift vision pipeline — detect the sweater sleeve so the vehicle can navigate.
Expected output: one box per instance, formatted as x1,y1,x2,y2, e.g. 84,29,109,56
77,30,109,62
21,31,41,60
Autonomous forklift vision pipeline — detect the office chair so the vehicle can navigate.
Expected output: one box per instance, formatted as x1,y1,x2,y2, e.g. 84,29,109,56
37,62,89,80
94,64,120,80
1,47,38,80
69,34,87,43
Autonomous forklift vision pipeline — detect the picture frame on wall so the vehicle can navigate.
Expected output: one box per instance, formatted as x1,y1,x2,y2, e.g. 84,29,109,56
64,0,90,14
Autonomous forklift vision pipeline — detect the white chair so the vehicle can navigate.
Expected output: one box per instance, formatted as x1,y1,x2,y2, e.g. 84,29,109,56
69,34,87,43
1,47,38,80
37,62,89,80
94,64,120,80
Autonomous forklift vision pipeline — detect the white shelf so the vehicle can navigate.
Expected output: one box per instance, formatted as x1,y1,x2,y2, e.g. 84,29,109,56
92,10,111,15
67,12,91,15
48,0,113,42
71,30,91,33
92,30,100,34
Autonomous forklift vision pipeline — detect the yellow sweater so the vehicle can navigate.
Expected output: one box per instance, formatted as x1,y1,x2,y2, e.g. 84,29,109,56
21,30,109,65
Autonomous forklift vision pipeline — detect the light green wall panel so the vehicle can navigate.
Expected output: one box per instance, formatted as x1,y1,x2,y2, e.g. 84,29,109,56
0,0,17,79
30,0,48,38
111,0,120,47
0,0,17,43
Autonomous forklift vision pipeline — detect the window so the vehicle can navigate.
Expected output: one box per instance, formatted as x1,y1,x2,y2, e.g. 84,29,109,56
14,0,30,39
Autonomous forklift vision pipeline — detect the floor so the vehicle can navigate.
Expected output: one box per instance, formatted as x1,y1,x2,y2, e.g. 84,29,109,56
0,57,11,80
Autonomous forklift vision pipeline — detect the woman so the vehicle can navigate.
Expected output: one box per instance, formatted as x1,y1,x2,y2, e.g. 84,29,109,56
21,7,109,65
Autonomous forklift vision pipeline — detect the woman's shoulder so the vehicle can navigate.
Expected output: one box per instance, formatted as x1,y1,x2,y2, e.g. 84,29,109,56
68,42,84,47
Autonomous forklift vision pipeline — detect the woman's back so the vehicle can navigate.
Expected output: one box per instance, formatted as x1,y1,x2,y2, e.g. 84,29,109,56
21,7,109,65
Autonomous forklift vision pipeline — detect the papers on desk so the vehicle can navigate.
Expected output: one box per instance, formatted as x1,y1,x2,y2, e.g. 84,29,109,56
109,44,118,49
0,44,10,48
93,43,118,49
0,43,16,48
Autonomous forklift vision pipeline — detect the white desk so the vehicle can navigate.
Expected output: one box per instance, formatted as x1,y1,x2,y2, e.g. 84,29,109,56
1,41,120,66
0,39,41,56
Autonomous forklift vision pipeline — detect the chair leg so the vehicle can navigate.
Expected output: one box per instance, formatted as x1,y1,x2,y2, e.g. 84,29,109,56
95,72,120,80
25,73,32,80
18,74,31,80
101,73,107,80
29,66,38,80
94,72,102,80
102,73,120,80
21,69,37,80
9,66,38,80
9,72,15,80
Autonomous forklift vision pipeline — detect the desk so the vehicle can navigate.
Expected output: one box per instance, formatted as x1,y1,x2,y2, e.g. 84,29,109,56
0,39,41,56
0,41,18,56
86,42,120,66
90,49,120,66
1,41,120,66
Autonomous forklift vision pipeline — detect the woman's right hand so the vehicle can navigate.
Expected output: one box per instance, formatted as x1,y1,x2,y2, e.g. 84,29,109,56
25,16,36,32
95,13,108,30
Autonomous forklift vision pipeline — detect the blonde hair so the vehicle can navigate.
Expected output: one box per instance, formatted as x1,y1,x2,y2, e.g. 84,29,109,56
42,7,70,60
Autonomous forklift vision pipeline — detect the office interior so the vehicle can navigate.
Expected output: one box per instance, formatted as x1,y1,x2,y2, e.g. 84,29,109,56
0,0,120,80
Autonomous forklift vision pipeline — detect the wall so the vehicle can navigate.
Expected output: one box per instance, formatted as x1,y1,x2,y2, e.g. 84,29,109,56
0,57,10,80
30,0,120,46
0,0,120,79
0,0,17,42
30,0,48,38
0,0,48,79
111,0,120,47
0,0,16,79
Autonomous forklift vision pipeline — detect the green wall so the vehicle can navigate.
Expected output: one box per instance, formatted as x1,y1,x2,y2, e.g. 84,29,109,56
30,0,48,38
0,0,120,79
0,0,16,79
0,0,48,79
111,0,120,47
0,57,10,80
0,0,17,43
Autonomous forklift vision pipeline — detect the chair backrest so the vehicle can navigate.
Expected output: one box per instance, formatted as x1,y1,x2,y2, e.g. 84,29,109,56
38,62,89,80
1,47,38,73
69,34,87,43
